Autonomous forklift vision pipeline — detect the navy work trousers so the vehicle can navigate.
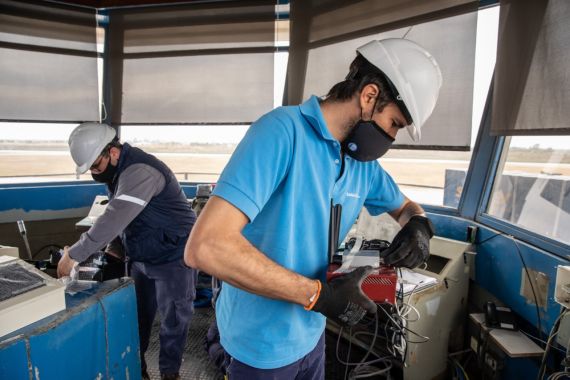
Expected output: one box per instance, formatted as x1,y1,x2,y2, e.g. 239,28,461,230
224,333,325,380
131,258,196,375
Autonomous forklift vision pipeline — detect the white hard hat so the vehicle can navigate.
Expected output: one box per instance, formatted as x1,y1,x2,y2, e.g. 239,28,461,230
357,39,442,142
68,122,117,174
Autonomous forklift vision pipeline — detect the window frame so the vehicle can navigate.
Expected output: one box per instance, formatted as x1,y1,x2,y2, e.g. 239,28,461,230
476,131,570,257
424,69,570,258
461,81,570,258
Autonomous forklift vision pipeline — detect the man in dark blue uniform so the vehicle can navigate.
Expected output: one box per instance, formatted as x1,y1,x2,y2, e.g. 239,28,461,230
58,122,196,380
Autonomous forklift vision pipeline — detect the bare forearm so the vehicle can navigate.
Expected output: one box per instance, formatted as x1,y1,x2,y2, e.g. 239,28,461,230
186,230,317,307
390,198,425,227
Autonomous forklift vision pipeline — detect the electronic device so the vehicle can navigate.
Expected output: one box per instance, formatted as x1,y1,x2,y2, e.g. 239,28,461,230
326,203,397,305
47,249,125,282
12,217,124,283
0,255,65,338
484,301,517,330
331,210,475,380
326,237,397,304
78,252,125,282
327,262,397,304
31,248,124,282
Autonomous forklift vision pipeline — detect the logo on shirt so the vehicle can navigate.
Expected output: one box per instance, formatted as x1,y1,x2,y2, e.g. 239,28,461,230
346,192,360,199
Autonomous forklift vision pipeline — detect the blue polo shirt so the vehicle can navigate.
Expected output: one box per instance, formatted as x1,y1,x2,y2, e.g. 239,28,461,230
213,95,404,369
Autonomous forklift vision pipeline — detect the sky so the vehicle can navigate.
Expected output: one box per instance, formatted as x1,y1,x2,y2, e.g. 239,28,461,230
1,6,569,150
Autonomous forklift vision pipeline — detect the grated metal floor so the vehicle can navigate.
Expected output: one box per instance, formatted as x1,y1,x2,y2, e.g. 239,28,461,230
145,307,224,380
144,307,384,380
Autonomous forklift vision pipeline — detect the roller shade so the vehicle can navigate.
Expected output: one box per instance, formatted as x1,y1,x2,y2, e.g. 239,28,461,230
491,0,570,136
308,0,477,44
113,1,276,124
0,0,99,122
287,0,477,149
122,53,274,123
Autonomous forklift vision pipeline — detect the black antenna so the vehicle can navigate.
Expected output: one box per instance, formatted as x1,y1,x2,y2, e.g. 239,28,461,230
328,201,335,264
327,201,342,264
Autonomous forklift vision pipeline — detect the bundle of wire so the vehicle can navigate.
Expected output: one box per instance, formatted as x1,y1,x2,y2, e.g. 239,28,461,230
336,312,392,379
538,309,570,380
448,351,470,380
547,372,570,380
335,286,430,379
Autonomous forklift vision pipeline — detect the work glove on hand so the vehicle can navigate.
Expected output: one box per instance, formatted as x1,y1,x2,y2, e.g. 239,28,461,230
380,215,435,269
308,266,377,327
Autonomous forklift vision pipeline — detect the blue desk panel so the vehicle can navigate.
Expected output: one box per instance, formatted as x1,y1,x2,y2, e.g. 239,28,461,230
0,278,141,380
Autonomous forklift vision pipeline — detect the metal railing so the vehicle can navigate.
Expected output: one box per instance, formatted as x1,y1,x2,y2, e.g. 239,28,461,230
0,171,221,180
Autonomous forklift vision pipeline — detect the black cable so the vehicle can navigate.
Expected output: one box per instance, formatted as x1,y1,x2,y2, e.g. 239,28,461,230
358,313,380,366
463,351,473,374
478,327,491,380
397,268,409,364
334,304,399,380
538,309,567,380
475,231,543,342
339,315,381,365
474,231,505,246
344,327,353,380
334,267,429,378
350,314,380,379
32,243,63,259
520,330,567,355
347,315,393,379
401,25,414,39
511,237,543,342
393,269,430,362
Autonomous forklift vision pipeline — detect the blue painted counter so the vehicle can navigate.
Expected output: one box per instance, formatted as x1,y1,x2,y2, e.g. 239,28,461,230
0,278,141,380
0,181,200,223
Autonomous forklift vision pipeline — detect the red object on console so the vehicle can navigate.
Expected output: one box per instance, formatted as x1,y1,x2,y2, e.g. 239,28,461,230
326,264,398,305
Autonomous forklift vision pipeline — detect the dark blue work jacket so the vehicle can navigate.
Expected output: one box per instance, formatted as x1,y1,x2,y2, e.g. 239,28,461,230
108,143,196,264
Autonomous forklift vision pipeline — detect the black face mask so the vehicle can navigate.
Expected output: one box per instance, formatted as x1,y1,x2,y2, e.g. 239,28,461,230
342,119,395,162
91,161,118,184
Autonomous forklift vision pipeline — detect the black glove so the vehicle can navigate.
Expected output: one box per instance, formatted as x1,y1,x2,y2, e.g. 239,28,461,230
380,215,435,269
310,266,377,327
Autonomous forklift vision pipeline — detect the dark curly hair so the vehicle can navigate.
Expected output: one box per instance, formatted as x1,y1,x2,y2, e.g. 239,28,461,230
324,54,397,114
100,138,122,157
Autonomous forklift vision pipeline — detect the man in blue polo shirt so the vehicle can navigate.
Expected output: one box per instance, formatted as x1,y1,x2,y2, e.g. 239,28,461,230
185,38,442,379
